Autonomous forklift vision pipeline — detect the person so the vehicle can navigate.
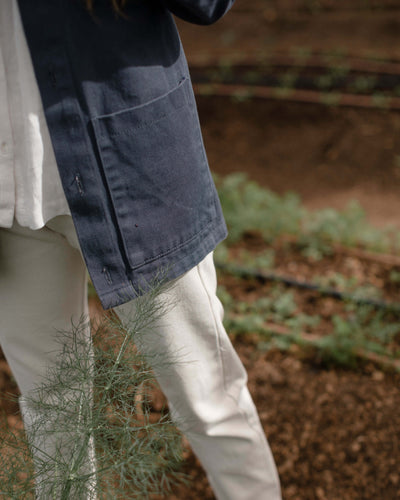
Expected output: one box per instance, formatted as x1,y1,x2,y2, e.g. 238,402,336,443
0,0,282,498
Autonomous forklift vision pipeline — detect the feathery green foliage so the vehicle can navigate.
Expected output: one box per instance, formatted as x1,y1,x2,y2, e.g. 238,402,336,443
0,282,186,499
215,172,399,257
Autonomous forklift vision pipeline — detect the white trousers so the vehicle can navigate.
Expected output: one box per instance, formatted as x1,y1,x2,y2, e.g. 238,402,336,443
0,216,281,500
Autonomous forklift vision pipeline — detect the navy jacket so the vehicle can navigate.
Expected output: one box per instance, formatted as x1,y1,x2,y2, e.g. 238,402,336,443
17,0,231,309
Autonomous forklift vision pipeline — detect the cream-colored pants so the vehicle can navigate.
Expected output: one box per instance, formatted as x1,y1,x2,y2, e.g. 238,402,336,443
0,216,281,500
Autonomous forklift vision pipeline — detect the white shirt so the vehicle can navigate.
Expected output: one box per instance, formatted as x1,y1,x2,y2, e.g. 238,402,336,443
0,0,70,230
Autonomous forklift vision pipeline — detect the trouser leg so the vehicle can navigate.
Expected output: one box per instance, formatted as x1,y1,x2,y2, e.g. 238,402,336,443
0,217,96,498
115,252,282,500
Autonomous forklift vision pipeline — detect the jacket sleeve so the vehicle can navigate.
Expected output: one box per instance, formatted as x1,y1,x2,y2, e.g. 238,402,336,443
160,0,235,25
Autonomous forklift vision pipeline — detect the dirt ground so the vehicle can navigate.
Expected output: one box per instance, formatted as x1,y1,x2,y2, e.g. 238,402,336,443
166,243,400,500
170,348,400,500
1,1,400,499
177,0,400,64
176,0,400,230
199,97,400,230
180,2,400,498
174,2,400,498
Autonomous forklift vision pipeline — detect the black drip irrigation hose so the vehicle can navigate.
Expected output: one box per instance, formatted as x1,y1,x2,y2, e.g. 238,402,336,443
191,68,400,95
215,262,400,313
190,61,400,110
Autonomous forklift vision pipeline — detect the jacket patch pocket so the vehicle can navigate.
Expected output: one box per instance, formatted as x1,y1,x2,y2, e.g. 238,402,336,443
91,77,217,269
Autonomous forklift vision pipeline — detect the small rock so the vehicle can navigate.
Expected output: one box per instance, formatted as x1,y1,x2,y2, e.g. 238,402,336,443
372,371,385,381
256,361,286,386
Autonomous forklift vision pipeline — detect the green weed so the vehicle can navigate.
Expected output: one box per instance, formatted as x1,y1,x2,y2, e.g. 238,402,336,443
215,173,399,257
215,173,304,244
217,279,400,370
0,284,186,499
389,270,400,284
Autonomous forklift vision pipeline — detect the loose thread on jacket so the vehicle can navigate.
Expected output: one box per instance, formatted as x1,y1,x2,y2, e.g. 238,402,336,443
75,174,85,196
102,267,113,285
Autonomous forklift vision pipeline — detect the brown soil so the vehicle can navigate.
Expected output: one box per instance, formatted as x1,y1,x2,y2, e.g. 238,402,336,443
1,240,400,499
177,0,400,229
175,3,400,497
177,0,400,63
199,97,400,230
171,349,400,500
1,297,399,500
165,238,400,500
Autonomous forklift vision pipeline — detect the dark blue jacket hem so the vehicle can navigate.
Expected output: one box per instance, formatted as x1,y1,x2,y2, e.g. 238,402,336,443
98,215,228,310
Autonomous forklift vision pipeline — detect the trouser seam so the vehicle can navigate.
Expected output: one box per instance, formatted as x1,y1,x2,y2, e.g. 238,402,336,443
195,260,228,393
